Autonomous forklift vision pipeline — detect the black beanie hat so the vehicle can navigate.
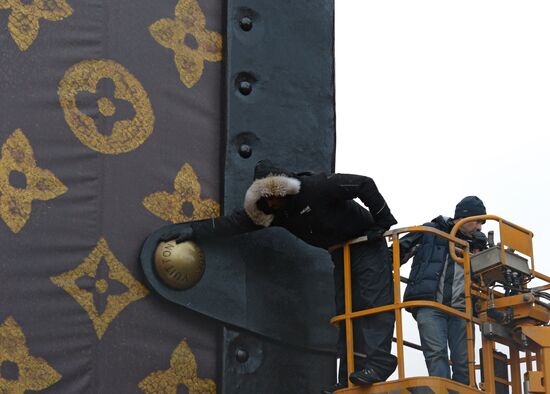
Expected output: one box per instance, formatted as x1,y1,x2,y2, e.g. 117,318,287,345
454,196,486,219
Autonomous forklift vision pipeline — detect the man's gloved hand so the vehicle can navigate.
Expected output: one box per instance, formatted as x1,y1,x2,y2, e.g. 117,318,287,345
158,226,194,244
470,230,488,253
374,204,397,230
365,225,386,242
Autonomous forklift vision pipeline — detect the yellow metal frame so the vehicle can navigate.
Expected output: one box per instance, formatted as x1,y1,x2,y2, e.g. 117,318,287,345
330,215,550,393
336,376,481,393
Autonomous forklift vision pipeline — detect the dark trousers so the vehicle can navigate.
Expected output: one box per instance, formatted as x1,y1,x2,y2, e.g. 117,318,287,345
331,239,397,383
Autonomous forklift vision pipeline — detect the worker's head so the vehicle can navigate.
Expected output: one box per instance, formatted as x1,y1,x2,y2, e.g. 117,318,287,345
244,162,300,227
453,196,486,236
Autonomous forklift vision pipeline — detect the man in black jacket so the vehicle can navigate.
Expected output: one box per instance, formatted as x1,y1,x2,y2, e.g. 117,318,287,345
160,160,398,392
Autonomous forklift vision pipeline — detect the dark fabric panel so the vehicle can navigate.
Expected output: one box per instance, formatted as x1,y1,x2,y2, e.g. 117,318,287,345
1,0,221,392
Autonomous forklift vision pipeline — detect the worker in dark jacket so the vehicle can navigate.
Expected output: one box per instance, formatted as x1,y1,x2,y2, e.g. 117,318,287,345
160,160,398,392
398,196,487,385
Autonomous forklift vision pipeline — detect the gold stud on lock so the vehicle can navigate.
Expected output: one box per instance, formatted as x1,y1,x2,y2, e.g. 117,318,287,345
154,240,205,289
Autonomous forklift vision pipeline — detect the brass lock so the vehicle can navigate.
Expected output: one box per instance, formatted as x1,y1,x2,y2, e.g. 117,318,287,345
154,240,205,289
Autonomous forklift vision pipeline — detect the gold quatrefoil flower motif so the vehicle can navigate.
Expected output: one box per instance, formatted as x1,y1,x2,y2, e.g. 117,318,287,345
149,0,223,88
0,316,62,392
138,340,216,394
143,163,220,223
58,59,155,154
50,238,149,339
0,0,73,51
0,129,67,233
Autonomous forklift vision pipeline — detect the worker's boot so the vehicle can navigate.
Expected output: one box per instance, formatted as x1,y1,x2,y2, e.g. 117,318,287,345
349,367,383,385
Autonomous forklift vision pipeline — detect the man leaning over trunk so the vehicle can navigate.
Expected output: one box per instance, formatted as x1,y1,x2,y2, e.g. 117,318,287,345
159,160,399,393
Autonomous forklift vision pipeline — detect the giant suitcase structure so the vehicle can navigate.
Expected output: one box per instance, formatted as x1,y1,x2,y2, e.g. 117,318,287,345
0,0,336,392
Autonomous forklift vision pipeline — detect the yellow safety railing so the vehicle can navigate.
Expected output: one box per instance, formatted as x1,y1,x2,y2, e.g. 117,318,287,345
330,215,550,393
330,225,477,388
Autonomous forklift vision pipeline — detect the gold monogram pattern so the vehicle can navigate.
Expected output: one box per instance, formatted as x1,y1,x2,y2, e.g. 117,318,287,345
149,0,223,88
138,340,216,394
50,238,149,339
58,59,155,154
143,163,220,223
2,1,221,389
0,129,67,233
0,316,62,392
0,0,73,51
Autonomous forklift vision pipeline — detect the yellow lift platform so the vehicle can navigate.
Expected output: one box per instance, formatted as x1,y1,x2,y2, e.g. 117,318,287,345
331,215,550,393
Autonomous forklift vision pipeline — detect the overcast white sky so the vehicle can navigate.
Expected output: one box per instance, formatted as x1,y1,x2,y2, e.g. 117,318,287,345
335,0,550,380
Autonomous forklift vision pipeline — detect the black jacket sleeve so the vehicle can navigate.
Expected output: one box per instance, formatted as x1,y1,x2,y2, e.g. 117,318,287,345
191,209,263,240
325,173,397,229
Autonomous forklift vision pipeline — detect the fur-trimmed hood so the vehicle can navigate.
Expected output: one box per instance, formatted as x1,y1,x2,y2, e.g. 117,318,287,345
244,162,301,227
